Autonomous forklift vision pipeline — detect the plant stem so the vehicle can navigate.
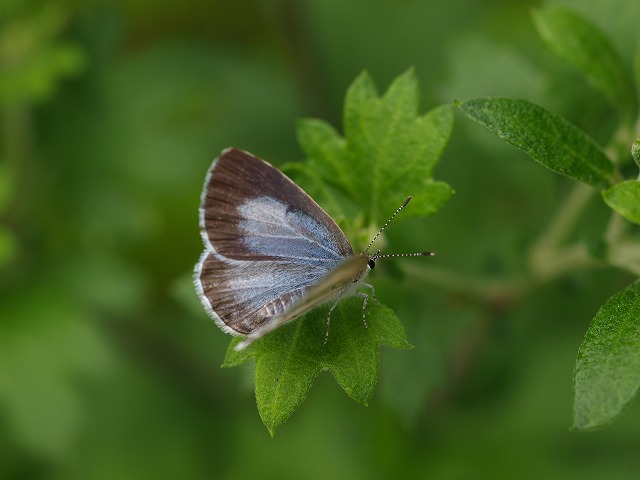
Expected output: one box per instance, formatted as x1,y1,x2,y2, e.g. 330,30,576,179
606,212,640,275
404,262,528,304
528,183,593,273
406,182,601,306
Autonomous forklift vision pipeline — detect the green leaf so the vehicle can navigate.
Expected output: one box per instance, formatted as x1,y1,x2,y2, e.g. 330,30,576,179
223,298,412,435
632,138,640,169
288,119,348,221
533,6,635,112
296,68,454,226
602,180,640,224
573,279,640,430
459,98,618,189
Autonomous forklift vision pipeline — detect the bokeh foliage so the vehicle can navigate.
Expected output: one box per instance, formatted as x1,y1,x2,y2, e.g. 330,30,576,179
2,0,640,479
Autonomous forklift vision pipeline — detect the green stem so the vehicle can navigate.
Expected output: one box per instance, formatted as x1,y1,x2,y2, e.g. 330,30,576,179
403,263,528,303
406,183,601,306
531,184,593,251
606,212,640,276
408,241,597,307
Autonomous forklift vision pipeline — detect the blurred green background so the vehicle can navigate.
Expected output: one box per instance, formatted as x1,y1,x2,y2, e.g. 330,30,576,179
1,0,640,478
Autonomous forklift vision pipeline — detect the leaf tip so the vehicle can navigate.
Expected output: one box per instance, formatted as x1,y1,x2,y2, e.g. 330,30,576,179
571,414,606,432
632,139,640,169
221,337,256,368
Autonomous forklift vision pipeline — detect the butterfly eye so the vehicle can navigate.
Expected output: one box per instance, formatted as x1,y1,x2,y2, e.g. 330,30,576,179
368,259,376,269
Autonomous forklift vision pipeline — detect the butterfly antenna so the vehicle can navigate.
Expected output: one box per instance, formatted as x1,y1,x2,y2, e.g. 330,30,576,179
365,196,413,254
373,251,435,260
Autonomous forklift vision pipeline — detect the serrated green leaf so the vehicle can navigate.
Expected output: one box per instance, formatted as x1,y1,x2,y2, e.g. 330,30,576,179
573,279,640,430
297,68,454,226
223,298,411,435
602,180,640,225
459,98,617,189
533,6,635,112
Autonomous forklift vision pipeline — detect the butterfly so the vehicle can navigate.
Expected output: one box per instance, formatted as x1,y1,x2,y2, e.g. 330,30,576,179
194,148,433,350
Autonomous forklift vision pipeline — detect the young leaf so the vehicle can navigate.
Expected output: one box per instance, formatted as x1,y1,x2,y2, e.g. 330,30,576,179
533,6,635,112
223,298,412,435
573,279,640,430
296,68,454,225
602,180,640,225
459,98,618,189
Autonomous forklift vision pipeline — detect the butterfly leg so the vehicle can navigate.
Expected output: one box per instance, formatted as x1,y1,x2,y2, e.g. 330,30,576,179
363,283,378,304
355,291,369,329
323,298,341,346
323,287,373,346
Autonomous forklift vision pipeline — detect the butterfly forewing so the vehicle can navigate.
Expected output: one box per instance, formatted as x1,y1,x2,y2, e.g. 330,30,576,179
199,148,352,261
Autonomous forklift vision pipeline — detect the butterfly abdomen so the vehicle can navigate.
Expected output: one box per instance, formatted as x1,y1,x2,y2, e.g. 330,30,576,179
258,287,307,317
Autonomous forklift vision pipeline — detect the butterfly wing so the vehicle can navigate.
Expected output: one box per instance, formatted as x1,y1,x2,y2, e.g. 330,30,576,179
234,254,371,350
195,251,339,335
195,148,353,335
